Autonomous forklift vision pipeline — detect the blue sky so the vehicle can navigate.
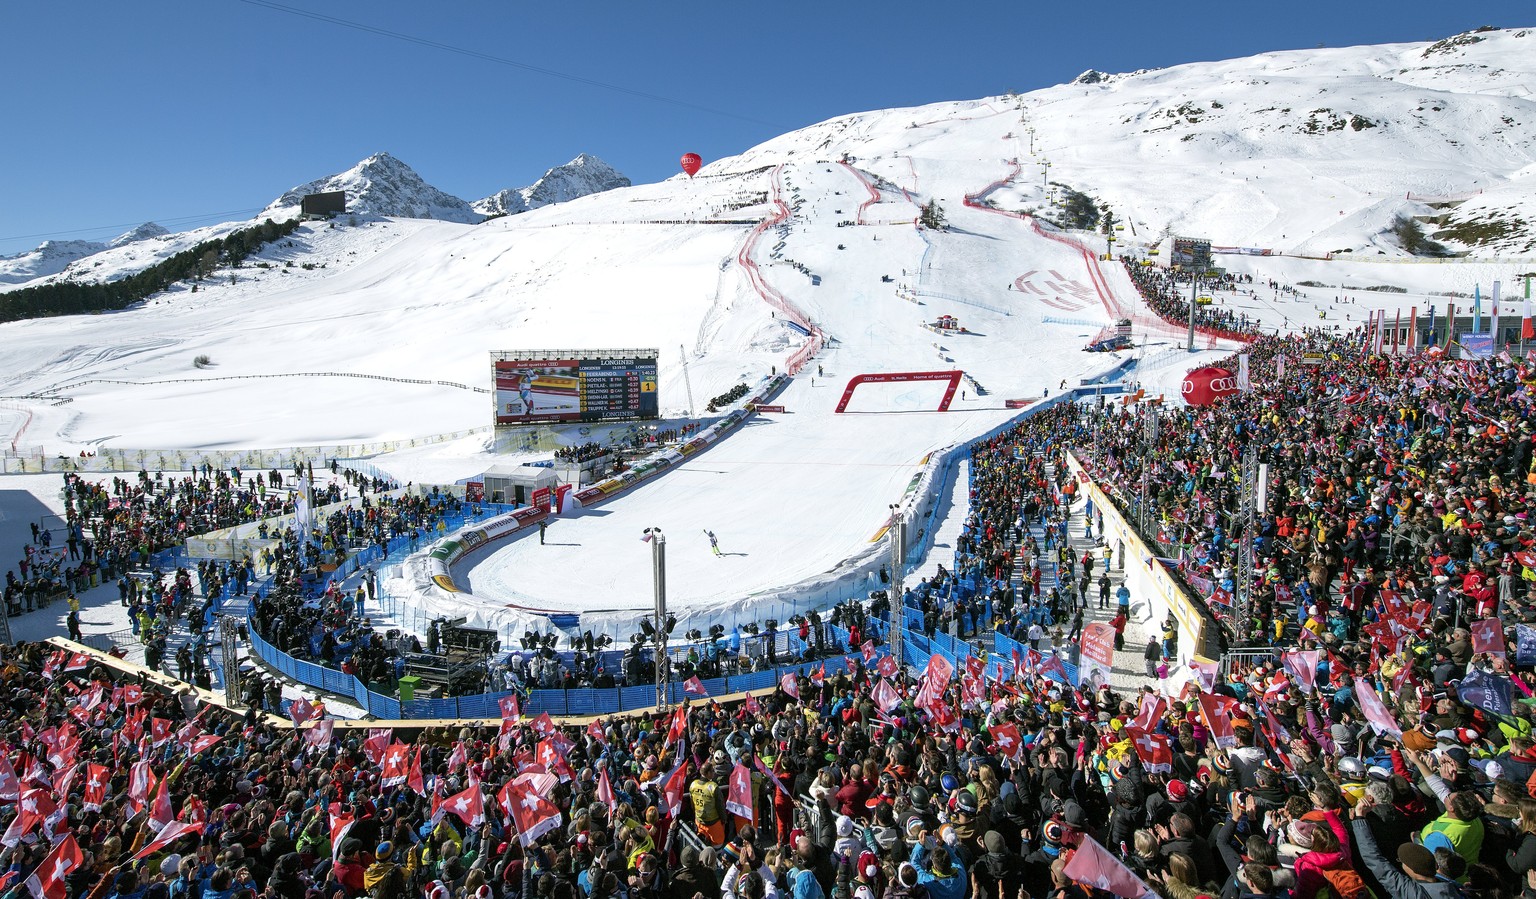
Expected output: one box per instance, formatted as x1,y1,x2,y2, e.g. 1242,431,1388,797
0,1,1527,256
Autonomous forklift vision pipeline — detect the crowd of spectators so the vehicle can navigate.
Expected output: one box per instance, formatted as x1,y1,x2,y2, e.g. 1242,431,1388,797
1075,330,1536,645
1121,264,1263,341
554,445,609,464
9,320,1536,899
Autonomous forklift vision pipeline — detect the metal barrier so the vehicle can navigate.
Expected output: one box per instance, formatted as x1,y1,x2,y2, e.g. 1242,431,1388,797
245,622,881,720
1219,648,1278,679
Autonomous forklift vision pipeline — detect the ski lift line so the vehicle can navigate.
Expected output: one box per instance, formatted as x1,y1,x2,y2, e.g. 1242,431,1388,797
235,0,787,129
0,206,267,245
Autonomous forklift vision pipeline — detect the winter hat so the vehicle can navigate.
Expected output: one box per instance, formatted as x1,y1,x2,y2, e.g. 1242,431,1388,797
857,851,879,879
983,831,1006,854
836,815,855,837
1397,843,1436,878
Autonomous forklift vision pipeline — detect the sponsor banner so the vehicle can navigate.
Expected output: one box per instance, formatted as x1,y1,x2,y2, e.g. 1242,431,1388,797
751,404,786,413
1078,622,1116,688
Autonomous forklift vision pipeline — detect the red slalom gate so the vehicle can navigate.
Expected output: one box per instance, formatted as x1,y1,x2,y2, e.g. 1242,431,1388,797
835,371,965,413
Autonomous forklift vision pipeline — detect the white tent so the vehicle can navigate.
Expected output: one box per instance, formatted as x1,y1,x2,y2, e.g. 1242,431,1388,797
481,463,558,505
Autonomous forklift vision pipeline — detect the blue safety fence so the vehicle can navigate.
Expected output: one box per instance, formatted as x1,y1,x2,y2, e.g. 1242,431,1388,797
249,619,884,720
250,614,1084,720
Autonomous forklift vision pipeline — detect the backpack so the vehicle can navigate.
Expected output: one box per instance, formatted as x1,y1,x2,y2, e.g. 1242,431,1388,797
368,866,406,899
1318,865,1373,899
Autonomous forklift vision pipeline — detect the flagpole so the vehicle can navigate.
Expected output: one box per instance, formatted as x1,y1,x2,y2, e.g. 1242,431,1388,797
646,528,669,709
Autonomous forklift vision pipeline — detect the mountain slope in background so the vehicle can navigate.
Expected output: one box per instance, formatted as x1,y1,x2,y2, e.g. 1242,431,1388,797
0,222,171,286
472,154,631,217
263,151,482,223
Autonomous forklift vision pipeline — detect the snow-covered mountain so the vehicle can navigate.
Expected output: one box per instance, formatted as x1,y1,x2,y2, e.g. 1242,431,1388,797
0,222,172,286
108,221,169,248
263,152,482,224
472,153,631,217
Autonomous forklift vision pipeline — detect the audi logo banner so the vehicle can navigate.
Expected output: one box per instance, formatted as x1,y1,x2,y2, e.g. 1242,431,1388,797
1181,367,1239,406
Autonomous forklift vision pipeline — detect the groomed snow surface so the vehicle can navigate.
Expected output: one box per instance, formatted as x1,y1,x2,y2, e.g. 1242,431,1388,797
6,27,1536,642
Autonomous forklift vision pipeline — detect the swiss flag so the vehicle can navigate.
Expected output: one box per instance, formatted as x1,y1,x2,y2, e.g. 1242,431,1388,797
930,703,959,733
872,678,901,713
1123,726,1173,773
530,712,556,739
0,754,20,802
1061,835,1156,899
1,790,52,849
504,780,562,845
82,763,109,812
1196,693,1238,749
304,720,334,754
964,655,986,681
126,760,156,815
132,821,204,861
684,676,708,697
442,785,485,827
743,694,762,715
1471,618,1507,658
64,653,91,673
861,640,877,662
288,697,319,726
809,665,826,688
122,683,144,707
188,734,222,756
24,832,83,899
407,746,426,796
662,756,690,817
150,718,173,748
381,743,411,787
988,722,1023,759
596,768,617,810
1354,680,1403,739
148,775,175,831
780,672,800,699
877,655,898,678
915,673,945,713
1132,693,1167,732
587,720,607,744
1280,650,1319,694
328,804,354,858
179,797,207,826
844,657,859,675
724,763,754,823
362,728,392,766
665,706,688,745
499,694,522,723
960,673,985,707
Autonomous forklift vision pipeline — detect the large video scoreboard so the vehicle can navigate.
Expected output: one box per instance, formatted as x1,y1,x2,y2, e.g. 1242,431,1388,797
492,349,659,425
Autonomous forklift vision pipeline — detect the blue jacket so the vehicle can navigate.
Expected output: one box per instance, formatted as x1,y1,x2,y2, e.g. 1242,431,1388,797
909,844,965,899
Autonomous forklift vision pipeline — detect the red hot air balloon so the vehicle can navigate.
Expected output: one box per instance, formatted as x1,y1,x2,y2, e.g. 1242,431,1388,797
680,153,702,178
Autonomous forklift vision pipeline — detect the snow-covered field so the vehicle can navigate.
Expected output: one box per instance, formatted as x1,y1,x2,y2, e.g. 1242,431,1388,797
3,28,1535,640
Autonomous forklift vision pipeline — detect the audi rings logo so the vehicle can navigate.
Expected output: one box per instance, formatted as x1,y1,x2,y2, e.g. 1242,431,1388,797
1183,376,1238,395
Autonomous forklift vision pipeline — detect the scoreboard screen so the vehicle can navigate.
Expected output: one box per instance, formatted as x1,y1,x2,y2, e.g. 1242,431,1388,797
1171,237,1213,272
493,349,659,425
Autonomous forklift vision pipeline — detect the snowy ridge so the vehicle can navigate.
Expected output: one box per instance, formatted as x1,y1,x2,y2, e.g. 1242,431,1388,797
263,151,482,223
0,222,172,286
472,153,630,217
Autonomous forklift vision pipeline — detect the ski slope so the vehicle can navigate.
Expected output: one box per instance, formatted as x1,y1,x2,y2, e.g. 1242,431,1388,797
6,28,1536,638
